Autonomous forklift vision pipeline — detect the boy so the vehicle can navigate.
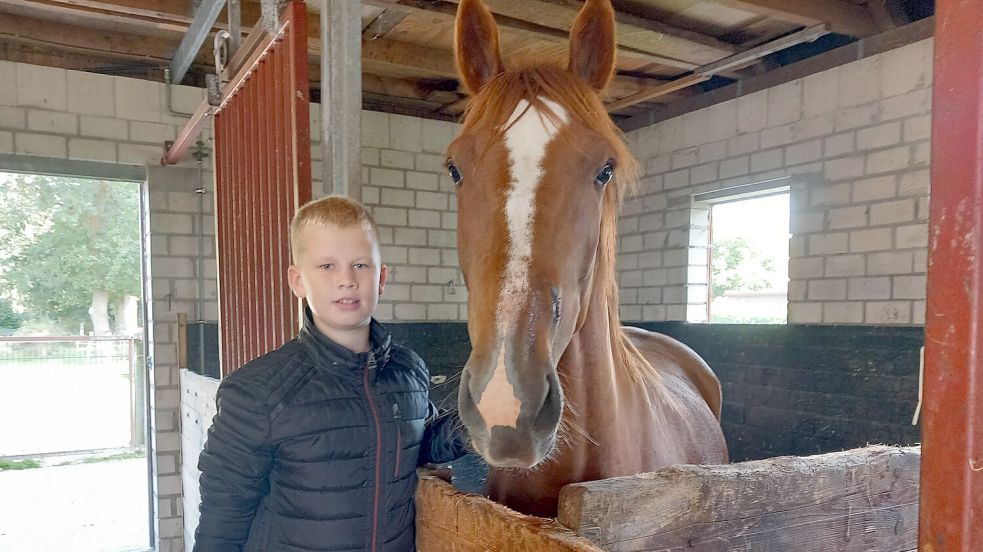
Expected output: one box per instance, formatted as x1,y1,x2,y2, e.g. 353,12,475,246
194,196,468,552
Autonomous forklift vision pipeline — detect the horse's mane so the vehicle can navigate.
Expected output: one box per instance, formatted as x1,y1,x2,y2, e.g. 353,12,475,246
462,65,658,383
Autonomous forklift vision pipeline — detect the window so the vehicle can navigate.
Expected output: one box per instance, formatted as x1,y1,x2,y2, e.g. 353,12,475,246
689,181,790,324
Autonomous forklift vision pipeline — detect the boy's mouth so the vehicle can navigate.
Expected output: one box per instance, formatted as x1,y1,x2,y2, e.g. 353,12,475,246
335,298,360,305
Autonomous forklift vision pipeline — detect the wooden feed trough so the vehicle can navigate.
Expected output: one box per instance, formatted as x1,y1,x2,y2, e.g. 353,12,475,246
416,445,920,552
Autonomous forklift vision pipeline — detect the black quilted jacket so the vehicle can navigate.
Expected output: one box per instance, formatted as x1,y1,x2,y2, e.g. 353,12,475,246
193,309,468,552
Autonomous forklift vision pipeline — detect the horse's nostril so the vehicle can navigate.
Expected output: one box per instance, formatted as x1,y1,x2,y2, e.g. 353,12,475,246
533,373,563,435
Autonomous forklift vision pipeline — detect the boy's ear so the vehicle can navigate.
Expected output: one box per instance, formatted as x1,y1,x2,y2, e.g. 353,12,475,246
287,265,306,299
378,264,388,296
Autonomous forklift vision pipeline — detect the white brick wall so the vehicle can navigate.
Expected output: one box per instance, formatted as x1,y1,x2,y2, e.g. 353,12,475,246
146,165,218,552
620,39,933,325
311,111,466,323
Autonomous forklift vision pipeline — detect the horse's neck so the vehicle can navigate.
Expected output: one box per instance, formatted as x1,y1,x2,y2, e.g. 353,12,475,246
557,285,623,441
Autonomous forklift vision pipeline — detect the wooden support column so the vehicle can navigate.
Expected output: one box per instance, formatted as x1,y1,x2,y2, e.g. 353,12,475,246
320,0,362,199
920,0,983,550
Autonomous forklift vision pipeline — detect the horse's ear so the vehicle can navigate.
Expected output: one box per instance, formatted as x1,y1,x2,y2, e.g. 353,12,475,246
455,0,504,94
567,0,617,90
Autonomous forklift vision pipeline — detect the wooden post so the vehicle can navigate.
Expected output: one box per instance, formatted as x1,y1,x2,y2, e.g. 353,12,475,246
320,0,362,199
177,312,188,369
558,446,919,551
415,475,602,552
920,0,983,550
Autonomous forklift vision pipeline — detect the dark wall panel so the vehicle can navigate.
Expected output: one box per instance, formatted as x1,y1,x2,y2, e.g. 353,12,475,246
197,320,922,462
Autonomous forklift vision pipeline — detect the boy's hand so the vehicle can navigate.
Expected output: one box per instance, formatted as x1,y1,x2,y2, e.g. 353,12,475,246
420,463,453,483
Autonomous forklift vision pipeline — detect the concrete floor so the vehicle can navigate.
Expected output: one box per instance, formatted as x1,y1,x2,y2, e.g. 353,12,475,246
0,457,150,552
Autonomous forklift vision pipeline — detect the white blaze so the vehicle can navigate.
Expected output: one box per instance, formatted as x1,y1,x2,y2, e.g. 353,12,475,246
475,98,568,428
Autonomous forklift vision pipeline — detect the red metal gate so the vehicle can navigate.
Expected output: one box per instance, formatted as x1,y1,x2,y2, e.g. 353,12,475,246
920,0,983,549
212,1,311,374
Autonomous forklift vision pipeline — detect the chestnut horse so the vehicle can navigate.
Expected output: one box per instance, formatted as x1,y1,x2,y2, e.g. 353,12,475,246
447,0,728,517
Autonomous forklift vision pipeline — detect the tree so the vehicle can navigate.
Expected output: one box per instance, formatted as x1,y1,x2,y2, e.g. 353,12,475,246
711,237,777,298
0,295,22,331
0,172,141,334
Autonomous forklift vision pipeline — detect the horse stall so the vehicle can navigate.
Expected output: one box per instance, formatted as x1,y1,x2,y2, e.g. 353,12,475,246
416,445,920,552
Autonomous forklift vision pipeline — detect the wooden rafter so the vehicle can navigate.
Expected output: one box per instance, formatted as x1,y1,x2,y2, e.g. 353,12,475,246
0,0,924,125
722,0,880,37
365,0,734,72
359,37,457,79
605,24,829,113
0,9,212,67
443,0,736,64
0,0,188,35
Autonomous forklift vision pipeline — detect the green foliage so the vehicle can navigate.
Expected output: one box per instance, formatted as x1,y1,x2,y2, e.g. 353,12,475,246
76,450,146,464
711,237,777,298
0,458,42,471
0,296,22,330
0,173,141,331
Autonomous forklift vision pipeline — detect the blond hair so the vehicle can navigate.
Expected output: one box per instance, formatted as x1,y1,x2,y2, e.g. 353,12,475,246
290,196,380,262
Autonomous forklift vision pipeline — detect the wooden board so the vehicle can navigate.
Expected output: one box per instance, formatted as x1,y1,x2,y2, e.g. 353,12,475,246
557,446,920,552
416,474,603,552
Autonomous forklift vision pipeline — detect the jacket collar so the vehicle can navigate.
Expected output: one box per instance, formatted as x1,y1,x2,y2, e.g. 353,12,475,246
298,306,393,380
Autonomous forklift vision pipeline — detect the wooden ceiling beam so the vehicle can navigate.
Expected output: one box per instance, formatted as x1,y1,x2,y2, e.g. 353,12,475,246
359,37,459,79
0,0,188,34
606,24,829,113
359,73,462,106
722,0,879,37
441,0,735,64
6,0,744,94
0,10,213,67
364,0,730,72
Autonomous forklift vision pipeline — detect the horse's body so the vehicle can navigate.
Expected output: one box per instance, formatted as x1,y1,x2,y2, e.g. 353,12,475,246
449,0,728,518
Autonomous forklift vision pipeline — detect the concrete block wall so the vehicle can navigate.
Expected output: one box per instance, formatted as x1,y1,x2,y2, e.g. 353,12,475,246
0,60,212,552
619,39,933,325
146,164,218,552
309,110,466,323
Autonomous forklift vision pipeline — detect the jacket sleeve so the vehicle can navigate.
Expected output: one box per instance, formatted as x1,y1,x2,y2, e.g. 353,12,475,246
418,401,470,465
193,379,274,552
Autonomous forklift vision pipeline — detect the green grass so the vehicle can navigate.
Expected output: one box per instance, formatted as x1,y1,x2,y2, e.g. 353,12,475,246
75,451,146,464
0,458,42,471
0,450,146,471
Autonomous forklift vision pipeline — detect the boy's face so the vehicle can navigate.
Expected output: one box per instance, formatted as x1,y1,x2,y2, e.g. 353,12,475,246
288,223,387,341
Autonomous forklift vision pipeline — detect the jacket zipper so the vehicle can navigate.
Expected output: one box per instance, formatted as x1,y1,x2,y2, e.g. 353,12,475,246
363,352,382,552
392,403,402,479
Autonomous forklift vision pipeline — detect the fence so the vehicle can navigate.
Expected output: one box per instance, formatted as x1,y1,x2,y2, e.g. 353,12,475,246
0,336,145,457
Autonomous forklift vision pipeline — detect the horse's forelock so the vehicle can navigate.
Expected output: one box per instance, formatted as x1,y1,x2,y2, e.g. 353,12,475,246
463,66,637,184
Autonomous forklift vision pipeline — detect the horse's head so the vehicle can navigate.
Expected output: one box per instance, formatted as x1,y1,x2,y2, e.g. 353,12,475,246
449,0,636,468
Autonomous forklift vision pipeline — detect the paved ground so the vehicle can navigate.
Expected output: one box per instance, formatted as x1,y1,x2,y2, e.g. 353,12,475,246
0,457,150,552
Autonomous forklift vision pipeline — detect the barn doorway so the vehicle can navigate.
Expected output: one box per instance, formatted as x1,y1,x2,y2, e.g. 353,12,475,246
0,169,152,552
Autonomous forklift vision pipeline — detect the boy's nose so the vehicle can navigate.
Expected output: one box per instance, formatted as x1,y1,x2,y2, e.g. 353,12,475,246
338,271,358,288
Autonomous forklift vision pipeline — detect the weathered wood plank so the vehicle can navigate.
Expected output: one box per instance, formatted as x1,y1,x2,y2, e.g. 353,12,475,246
558,446,920,552
416,474,603,552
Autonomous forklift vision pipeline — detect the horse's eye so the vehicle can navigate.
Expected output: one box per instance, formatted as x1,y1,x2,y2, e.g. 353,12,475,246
594,161,615,188
447,161,463,186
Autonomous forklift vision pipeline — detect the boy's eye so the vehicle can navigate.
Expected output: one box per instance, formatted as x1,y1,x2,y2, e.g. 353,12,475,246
354,263,368,269
319,264,333,270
